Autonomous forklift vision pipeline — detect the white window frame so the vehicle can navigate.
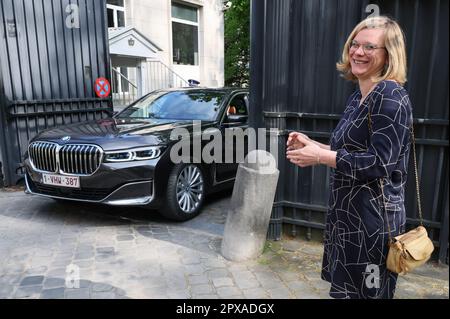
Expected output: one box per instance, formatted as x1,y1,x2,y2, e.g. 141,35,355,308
171,3,200,66
171,17,199,27
107,3,126,29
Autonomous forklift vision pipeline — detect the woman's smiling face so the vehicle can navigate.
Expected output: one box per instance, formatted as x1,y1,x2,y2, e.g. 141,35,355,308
349,28,388,81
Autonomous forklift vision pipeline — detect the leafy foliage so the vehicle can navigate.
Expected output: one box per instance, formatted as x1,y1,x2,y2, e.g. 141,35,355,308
224,0,250,87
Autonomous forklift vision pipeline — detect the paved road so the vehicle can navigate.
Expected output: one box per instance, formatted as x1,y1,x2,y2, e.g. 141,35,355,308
0,187,448,299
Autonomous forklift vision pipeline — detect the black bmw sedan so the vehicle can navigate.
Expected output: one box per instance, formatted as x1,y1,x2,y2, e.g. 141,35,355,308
24,88,249,221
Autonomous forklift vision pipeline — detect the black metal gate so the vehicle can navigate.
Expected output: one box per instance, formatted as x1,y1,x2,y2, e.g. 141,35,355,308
250,0,449,264
0,0,113,186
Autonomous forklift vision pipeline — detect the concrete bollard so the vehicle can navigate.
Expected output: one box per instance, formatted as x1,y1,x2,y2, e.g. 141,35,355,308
221,150,280,261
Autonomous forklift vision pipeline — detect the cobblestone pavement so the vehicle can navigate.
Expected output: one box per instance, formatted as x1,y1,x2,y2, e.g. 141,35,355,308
0,188,448,299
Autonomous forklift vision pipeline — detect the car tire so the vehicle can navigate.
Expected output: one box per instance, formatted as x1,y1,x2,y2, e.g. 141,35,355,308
161,163,206,221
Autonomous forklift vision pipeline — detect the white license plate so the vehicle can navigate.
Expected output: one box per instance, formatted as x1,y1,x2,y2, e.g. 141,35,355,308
42,174,80,188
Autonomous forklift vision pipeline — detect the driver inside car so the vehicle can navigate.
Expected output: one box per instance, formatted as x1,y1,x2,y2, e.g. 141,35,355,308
227,105,237,116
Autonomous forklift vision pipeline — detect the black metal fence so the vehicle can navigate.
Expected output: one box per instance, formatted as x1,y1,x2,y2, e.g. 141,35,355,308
0,0,113,186
250,0,449,264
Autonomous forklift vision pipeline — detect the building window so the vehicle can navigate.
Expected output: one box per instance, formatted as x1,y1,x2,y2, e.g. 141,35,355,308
107,0,125,29
172,2,199,66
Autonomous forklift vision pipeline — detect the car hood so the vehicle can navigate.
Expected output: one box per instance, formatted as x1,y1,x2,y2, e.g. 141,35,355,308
32,118,216,151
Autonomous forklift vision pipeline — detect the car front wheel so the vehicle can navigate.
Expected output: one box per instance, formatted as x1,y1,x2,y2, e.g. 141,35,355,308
161,163,206,221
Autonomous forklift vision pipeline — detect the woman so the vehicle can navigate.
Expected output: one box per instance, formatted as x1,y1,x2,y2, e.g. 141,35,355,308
286,16,413,299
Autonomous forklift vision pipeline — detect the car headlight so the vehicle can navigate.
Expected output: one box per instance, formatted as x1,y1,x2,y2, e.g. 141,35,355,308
104,146,164,162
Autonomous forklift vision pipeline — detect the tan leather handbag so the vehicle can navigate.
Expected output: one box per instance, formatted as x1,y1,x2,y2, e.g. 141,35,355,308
369,108,434,275
386,225,434,274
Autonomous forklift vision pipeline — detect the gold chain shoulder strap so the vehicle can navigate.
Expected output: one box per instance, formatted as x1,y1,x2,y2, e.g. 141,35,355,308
410,126,424,224
367,102,423,244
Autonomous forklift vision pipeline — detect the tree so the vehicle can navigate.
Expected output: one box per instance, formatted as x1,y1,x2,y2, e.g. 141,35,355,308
224,0,250,87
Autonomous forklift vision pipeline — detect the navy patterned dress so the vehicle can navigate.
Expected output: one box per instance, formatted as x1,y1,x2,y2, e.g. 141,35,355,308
321,80,413,299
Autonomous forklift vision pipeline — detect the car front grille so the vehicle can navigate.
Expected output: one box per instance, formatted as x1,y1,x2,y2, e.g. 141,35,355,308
29,142,103,175
29,142,58,173
59,144,102,175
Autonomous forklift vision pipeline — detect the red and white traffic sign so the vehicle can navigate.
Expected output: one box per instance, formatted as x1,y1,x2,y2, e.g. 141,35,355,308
94,77,111,98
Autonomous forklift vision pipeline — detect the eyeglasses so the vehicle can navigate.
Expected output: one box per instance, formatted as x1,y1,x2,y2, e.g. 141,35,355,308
349,40,386,55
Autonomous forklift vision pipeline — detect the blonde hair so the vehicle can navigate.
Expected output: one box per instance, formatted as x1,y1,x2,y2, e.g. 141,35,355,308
336,16,407,85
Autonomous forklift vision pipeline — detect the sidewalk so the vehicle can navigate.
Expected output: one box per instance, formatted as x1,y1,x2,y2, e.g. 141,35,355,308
0,188,448,299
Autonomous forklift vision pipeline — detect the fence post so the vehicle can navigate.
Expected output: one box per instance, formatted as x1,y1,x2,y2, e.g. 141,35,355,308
0,60,8,188
0,161,3,188
439,180,449,264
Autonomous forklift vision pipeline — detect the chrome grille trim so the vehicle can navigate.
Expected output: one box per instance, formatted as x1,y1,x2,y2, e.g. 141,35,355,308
28,141,103,176
59,144,103,175
29,142,58,173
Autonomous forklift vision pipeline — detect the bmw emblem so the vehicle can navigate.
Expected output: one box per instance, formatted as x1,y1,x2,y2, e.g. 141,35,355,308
61,136,71,142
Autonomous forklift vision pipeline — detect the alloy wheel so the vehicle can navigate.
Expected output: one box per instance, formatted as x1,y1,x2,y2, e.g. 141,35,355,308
176,165,204,214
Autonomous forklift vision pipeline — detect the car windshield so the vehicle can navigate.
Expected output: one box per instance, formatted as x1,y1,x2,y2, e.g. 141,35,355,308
117,90,226,121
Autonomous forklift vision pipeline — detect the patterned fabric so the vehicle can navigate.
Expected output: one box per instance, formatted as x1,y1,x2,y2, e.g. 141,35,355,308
321,80,413,299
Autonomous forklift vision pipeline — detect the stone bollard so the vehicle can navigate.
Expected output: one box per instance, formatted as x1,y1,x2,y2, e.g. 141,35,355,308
221,150,279,261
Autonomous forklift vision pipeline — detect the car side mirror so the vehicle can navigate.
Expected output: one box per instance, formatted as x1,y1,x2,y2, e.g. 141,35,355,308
226,114,248,123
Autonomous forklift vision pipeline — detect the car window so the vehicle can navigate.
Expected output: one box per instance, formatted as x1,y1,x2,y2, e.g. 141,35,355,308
117,91,227,121
228,95,247,115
